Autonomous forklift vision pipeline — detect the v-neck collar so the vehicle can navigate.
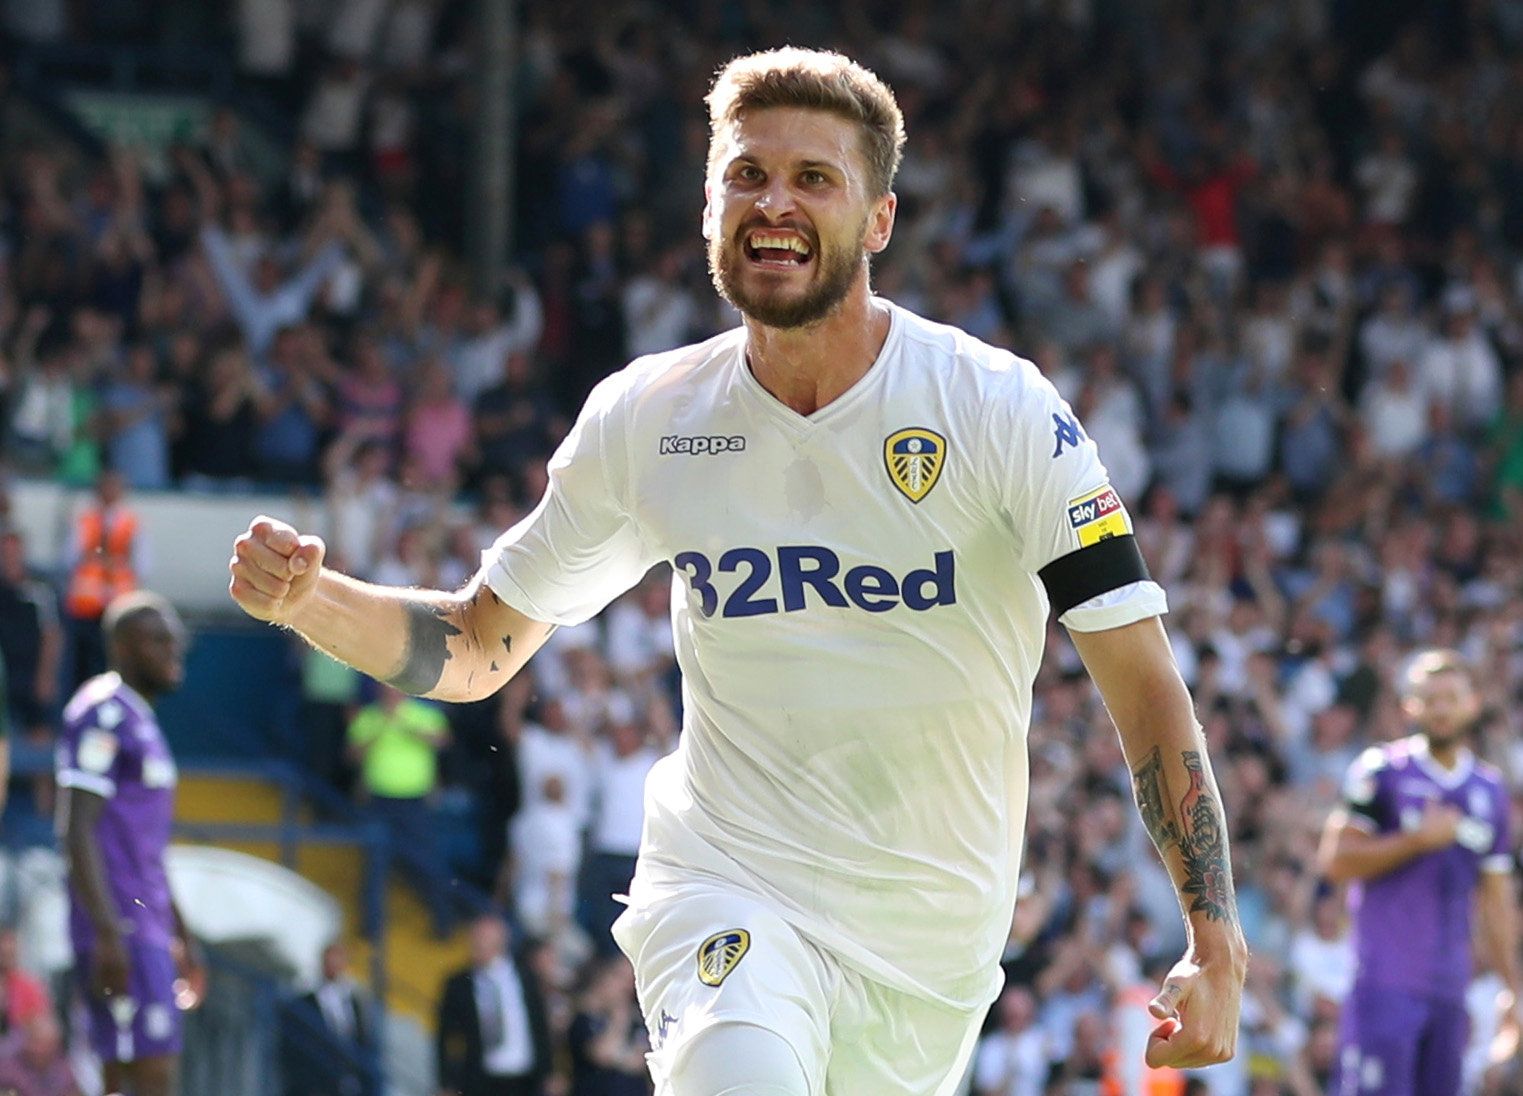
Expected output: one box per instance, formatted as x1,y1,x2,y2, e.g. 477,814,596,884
732,299,901,433
1410,735,1474,789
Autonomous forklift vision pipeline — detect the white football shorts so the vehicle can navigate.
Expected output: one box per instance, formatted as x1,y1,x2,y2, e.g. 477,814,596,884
611,880,984,1096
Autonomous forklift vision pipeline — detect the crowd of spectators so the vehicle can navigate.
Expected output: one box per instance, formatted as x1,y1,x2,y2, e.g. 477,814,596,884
3,0,1523,1093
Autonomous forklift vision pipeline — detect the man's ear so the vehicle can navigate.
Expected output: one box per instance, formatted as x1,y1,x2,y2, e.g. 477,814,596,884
701,181,714,241
864,191,897,255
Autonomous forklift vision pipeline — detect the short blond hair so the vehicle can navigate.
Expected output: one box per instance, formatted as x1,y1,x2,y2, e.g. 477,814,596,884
705,47,906,197
1402,648,1474,695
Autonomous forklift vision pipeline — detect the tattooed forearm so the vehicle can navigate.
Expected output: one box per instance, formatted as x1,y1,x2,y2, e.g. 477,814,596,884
1132,746,1180,851
385,601,464,695
1177,750,1237,924
1132,746,1238,925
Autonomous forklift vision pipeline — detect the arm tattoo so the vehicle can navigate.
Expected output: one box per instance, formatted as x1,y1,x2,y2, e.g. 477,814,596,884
1131,746,1180,851
386,602,463,695
1177,750,1237,924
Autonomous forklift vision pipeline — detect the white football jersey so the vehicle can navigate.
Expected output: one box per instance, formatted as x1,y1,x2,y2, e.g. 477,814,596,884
484,300,1165,1011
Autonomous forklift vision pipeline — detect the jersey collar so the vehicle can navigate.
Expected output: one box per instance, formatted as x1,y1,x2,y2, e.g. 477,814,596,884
100,670,155,720
1409,734,1474,788
731,298,902,431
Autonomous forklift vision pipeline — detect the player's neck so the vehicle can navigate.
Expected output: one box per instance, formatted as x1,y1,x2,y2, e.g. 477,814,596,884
743,283,889,417
114,668,160,705
1423,736,1463,770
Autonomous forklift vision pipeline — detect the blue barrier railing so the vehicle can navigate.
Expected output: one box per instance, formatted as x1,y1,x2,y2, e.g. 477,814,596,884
190,944,384,1096
195,756,499,926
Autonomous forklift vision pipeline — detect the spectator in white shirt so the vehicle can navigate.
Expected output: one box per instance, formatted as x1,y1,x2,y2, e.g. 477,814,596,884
516,697,593,833
603,574,676,689
622,247,700,358
974,986,1050,1096
1358,282,1428,381
1360,357,1430,458
1356,129,1419,225
505,773,583,942
1288,892,1354,1013
580,699,665,955
1419,301,1504,430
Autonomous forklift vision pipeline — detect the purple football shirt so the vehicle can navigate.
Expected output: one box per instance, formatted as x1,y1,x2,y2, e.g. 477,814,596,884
57,672,178,953
1340,735,1511,1002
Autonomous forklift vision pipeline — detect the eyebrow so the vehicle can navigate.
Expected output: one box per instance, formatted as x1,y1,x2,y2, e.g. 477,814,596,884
728,155,843,173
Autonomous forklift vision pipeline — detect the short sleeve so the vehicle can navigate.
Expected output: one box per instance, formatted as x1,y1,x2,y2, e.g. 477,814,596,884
482,372,658,626
56,698,133,798
1340,748,1389,832
989,363,1166,628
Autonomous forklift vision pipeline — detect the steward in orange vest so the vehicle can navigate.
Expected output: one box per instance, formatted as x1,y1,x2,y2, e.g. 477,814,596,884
65,471,139,622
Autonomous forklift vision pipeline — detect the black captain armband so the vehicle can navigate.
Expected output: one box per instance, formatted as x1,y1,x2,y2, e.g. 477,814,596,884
1037,534,1152,619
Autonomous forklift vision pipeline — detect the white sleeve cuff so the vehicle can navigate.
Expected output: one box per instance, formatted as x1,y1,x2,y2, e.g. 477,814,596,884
57,770,116,798
1482,854,1513,874
1059,580,1169,632
480,549,584,628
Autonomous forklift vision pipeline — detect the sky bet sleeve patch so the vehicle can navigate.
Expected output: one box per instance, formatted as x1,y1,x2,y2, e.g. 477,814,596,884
1066,484,1129,547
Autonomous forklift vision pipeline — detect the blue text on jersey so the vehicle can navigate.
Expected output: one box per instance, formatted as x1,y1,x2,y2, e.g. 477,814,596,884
673,546,956,618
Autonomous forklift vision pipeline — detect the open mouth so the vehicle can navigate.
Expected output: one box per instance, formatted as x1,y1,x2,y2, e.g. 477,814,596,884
744,230,813,269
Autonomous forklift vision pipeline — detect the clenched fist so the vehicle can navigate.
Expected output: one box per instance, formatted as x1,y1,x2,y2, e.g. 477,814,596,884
228,515,327,625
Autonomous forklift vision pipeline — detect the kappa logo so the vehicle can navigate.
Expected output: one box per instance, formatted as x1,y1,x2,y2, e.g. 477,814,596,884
1066,485,1128,547
884,427,947,503
654,1008,678,1049
696,929,751,987
1052,412,1085,457
660,434,746,456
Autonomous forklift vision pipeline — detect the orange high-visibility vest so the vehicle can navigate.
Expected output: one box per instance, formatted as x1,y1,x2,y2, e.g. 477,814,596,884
1101,1047,1187,1096
65,507,138,619
1104,985,1188,1096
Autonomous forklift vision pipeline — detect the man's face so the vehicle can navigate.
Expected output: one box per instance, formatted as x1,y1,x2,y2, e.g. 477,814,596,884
470,916,507,968
115,608,187,695
704,107,894,329
1404,669,1479,749
322,943,348,981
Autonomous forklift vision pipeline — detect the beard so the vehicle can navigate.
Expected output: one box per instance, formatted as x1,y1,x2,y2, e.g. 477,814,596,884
709,216,868,329
1423,721,1471,751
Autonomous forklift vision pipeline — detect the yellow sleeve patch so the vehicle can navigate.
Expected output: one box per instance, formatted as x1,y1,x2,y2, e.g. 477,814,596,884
1066,485,1130,547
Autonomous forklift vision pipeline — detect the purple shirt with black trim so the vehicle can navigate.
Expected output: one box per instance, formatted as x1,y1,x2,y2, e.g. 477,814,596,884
56,672,178,953
1340,735,1511,1001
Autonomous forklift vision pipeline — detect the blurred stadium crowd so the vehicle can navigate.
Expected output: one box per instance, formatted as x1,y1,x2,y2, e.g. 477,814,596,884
3,0,1523,1093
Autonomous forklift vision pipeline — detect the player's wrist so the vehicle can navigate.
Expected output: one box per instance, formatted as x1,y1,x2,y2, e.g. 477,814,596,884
281,568,328,631
1188,919,1248,970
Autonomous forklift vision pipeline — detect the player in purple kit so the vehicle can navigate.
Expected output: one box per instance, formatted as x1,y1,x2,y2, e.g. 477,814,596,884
56,591,203,1096
1319,649,1519,1096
